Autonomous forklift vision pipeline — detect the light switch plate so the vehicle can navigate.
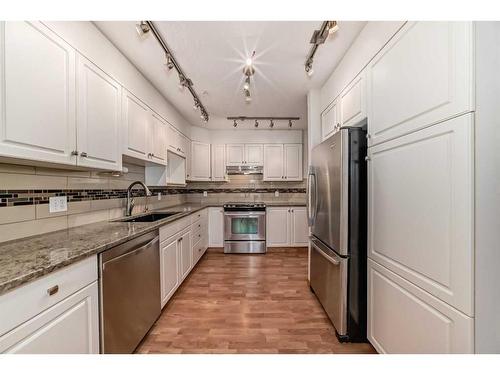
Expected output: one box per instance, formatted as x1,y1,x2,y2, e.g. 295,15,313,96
49,196,67,213
203,191,208,197
274,190,279,197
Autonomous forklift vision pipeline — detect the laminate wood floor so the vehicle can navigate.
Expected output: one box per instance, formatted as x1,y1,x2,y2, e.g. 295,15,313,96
136,247,376,354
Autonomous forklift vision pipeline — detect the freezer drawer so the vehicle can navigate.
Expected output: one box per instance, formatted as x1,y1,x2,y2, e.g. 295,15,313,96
310,237,348,336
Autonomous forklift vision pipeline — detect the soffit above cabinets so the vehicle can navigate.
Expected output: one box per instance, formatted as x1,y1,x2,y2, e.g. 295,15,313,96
94,21,366,130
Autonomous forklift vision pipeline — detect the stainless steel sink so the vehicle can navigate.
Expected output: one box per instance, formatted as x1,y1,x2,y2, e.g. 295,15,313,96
117,212,180,223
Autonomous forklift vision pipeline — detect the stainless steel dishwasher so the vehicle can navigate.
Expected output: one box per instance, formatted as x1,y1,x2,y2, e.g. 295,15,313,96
99,230,160,354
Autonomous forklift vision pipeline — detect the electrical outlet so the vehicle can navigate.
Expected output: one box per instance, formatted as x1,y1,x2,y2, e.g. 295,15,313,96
49,196,67,213
157,192,161,201
274,190,279,197
203,191,208,197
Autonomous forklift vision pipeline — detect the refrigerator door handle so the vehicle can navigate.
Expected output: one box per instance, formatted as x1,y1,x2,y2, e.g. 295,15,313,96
307,171,317,226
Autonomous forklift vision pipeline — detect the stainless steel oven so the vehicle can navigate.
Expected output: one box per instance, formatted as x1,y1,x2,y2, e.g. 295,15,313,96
223,203,266,254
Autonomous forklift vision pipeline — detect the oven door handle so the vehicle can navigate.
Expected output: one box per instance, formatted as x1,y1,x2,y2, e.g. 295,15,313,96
224,212,266,216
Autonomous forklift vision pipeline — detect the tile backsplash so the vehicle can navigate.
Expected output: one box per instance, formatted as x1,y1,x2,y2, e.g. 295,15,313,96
0,163,305,243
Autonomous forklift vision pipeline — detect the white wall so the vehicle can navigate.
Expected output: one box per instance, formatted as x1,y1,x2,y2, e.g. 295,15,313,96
474,21,500,354
44,21,192,136
307,89,322,153
205,129,302,144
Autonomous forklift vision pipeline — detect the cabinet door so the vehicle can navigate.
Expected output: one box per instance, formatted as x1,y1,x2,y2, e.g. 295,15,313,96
179,231,192,280
340,70,366,127
182,135,191,179
226,144,245,165
122,89,150,160
160,238,179,308
266,207,290,247
367,21,474,146
368,259,473,354
208,207,224,247
0,21,76,165
284,144,303,181
290,207,309,246
179,133,189,157
167,125,179,154
0,282,99,354
368,114,473,315
245,144,263,166
150,113,167,165
211,144,226,181
263,144,284,181
190,142,211,181
76,54,121,171
321,99,339,141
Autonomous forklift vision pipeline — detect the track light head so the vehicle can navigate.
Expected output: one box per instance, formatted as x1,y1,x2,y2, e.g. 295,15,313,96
243,76,250,91
165,54,174,70
270,119,274,128
305,59,314,77
136,21,150,35
327,21,339,35
289,120,293,128
233,120,238,128
254,120,259,128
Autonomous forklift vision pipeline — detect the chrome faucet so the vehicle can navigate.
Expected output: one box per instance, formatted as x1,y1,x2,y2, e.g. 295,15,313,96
126,181,152,216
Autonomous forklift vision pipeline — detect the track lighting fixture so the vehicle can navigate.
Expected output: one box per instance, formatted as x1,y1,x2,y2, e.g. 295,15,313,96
226,116,299,129
242,51,256,103
270,119,274,128
233,120,238,128
136,21,150,35
243,76,250,91
254,120,259,128
165,54,174,70
305,21,339,76
138,21,209,123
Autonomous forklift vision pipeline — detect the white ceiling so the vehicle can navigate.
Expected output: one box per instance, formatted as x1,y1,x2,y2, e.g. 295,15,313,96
95,21,366,130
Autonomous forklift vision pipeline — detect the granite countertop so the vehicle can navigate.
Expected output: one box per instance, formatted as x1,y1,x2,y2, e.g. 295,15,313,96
0,201,306,296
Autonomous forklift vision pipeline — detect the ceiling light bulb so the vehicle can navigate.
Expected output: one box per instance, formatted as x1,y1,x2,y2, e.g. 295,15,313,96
254,120,259,128
306,66,314,77
289,120,293,128
245,95,252,103
193,101,200,111
233,120,238,128
270,119,274,128
165,54,174,70
245,57,253,66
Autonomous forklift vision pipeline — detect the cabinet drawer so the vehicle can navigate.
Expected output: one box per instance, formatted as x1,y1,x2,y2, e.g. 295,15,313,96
190,209,207,224
0,256,97,336
368,259,474,353
159,216,191,242
0,281,99,353
192,238,207,265
368,114,474,315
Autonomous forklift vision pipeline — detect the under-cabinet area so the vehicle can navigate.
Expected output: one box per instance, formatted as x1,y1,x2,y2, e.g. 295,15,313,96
0,18,499,358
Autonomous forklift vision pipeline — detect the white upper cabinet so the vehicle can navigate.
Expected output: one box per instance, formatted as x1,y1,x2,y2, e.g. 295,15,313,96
367,21,474,146
122,89,149,160
0,21,76,165
226,144,245,165
263,144,284,180
321,99,339,141
190,141,211,181
226,144,263,166
149,112,167,165
245,144,264,165
76,54,121,171
284,144,303,181
367,114,474,315
340,69,366,127
211,144,226,181
264,144,303,181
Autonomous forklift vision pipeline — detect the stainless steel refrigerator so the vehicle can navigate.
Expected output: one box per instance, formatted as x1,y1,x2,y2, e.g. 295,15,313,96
307,125,367,342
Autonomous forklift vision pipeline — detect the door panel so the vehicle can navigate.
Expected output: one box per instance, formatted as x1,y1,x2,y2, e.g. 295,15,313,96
150,113,167,165
321,100,339,141
340,70,366,127
368,114,473,315
0,21,76,165
245,144,263,165
77,54,121,170
284,144,303,181
226,144,245,165
367,21,474,145
263,144,283,181
368,259,474,353
290,207,308,246
122,90,149,160
191,142,211,180
211,144,226,181
160,239,179,308
179,231,192,280
266,207,289,246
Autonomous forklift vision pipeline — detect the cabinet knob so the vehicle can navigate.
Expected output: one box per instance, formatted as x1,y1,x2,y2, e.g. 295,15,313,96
366,134,371,139
365,156,371,161
47,285,59,296
71,150,79,156
80,152,88,158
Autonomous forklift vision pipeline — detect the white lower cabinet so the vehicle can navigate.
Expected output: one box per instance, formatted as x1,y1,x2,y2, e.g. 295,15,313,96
368,114,474,315
208,207,224,247
160,237,179,308
0,256,99,354
368,259,474,354
178,230,192,281
266,207,308,247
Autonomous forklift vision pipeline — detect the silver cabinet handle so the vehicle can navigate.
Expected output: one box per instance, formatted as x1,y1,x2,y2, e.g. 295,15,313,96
80,152,88,158
71,150,79,156
47,285,59,296
311,237,341,265
365,156,371,161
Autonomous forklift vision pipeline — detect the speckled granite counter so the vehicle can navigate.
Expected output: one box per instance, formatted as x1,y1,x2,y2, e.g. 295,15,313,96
0,201,306,295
